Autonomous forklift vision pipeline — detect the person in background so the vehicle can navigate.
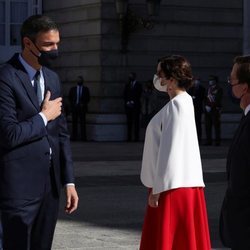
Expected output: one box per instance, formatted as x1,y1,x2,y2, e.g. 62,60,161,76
0,15,78,249
140,55,211,250
123,72,142,141
68,75,90,141
141,80,154,128
204,75,223,146
220,55,250,249
188,77,205,144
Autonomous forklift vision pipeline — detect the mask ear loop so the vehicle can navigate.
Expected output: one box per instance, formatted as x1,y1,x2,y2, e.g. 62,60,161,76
28,38,41,58
239,84,249,99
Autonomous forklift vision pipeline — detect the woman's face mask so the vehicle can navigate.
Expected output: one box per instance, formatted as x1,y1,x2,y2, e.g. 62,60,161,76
153,74,167,92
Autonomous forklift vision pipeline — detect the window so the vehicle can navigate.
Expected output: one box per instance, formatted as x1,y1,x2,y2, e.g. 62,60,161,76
0,0,42,46
0,0,42,62
10,1,28,45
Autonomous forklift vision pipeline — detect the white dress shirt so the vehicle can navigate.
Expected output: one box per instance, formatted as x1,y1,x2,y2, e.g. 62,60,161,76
244,103,250,116
141,91,205,194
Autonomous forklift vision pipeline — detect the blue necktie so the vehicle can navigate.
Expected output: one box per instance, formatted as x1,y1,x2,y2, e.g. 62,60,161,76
76,86,82,104
33,71,42,105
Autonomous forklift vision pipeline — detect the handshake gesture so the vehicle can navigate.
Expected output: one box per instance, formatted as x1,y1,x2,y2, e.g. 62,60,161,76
41,91,62,121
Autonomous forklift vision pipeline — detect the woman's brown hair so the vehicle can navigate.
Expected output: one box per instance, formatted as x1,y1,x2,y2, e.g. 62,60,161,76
159,55,193,90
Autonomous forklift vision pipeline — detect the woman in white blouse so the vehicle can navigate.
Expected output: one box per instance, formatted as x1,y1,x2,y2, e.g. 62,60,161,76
140,55,211,250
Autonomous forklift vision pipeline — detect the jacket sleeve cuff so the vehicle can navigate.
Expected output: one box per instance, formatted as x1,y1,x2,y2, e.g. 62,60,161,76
39,112,48,126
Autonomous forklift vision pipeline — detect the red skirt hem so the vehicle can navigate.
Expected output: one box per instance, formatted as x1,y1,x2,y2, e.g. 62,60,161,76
140,187,211,250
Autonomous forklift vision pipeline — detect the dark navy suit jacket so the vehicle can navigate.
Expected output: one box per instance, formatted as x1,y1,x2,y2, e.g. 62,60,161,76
0,54,74,199
220,112,250,248
68,85,90,112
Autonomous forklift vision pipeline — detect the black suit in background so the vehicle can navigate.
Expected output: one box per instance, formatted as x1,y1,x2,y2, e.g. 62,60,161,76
219,112,250,249
204,84,223,145
68,84,90,141
123,81,142,141
188,83,205,144
0,54,74,249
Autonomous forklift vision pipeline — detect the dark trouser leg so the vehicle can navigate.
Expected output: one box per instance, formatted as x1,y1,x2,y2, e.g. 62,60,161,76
126,109,133,141
71,109,78,140
195,111,202,144
213,110,221,145
1,197,42,250
205,112,212,145
31,167,59,250
1,171,59,250
79,111,87,141
134,110,140,141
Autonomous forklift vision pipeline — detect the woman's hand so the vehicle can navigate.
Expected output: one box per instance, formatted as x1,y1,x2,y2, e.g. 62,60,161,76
148,191,160,208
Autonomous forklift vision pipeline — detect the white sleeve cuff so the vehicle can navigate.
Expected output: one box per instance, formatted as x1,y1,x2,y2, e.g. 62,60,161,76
39,112,48,126
65,183,75,187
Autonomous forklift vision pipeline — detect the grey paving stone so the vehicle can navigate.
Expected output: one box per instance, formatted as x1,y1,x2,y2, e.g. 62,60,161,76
52,142,231,249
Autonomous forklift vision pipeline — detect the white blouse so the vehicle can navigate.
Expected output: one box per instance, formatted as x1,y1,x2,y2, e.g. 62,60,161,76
140,91,205,194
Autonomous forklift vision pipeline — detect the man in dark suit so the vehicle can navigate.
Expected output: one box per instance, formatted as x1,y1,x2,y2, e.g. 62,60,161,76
220,55,250,249
0,15,78,249
188,77,205,144
204,75,223,146
123,72,142,141
68,76,90,141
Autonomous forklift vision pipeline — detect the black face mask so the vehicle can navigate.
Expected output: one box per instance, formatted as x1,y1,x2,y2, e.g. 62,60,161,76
37,49,58,67
30,42,59,67
228,86,243,105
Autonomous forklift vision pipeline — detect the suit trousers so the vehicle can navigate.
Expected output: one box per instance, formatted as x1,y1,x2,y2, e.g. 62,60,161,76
205,109,221,144
0,167,59,250
126,107,140,141
71,105,87,141
194,110,203,144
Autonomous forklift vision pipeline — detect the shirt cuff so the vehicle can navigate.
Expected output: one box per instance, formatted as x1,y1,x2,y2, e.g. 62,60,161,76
65,183,75,187
39,112,48,126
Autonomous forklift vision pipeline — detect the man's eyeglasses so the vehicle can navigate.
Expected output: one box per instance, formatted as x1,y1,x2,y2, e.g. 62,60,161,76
227,76,240,87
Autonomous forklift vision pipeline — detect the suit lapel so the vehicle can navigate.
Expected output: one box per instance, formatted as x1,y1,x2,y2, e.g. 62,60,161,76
12,59,40,111
230,114,247,149
43,68,55,98
42,68,58,99
227,114,248,178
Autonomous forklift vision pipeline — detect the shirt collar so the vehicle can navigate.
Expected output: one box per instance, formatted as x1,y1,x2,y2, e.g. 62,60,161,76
244,103,250,116
18,53,41,81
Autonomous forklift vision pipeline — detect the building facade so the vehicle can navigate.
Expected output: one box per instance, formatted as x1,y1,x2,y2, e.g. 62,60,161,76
0,0,245,140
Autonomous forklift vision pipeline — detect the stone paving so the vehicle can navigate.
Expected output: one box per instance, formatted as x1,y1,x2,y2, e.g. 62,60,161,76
52,142,231,250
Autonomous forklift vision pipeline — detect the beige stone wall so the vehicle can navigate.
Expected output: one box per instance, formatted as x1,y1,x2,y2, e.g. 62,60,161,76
43,0,102,112
43,0,243,140
101,0,243,113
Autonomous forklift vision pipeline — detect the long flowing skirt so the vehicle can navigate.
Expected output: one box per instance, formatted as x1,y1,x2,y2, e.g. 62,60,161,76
140,187,211,250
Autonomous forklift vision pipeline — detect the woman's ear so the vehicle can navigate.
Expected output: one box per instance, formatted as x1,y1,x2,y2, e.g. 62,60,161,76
170,77,178,86
169,77,174,82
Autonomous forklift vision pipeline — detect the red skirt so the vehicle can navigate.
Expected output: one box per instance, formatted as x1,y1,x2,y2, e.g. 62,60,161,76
140,187,211,250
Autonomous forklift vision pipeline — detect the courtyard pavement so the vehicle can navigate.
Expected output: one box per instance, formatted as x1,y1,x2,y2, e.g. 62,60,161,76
52,141,231,250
